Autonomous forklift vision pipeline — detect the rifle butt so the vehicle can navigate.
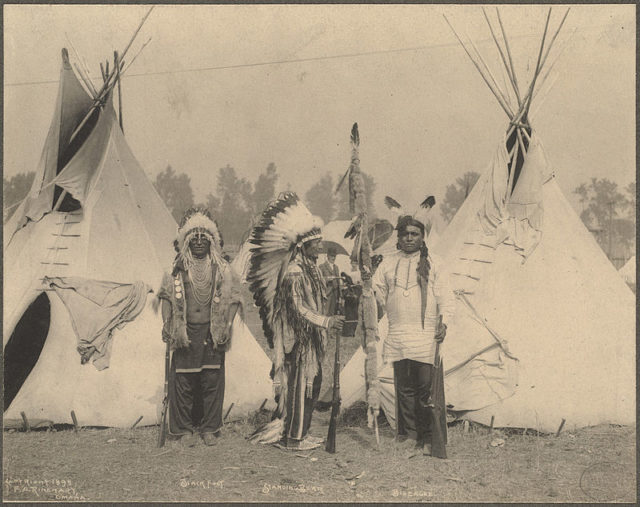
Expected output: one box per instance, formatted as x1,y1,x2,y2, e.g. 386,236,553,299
325,401,341,453
157,409,167,448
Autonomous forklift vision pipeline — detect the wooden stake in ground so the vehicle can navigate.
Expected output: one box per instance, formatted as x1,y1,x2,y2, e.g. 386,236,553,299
131,415,143,429
71,410,79,432
20,412,30,432
224,403,235,422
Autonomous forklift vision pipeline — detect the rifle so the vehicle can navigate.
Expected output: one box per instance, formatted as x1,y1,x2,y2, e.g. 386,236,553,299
427,315,447,459
157,341,171,447
325,277,344,453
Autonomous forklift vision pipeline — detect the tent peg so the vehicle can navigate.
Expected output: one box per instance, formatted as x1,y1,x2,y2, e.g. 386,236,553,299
259,398,268,411
555,418,566,437
224,403,235,422
20,412,31,432
489,415,495,433
131,415,143,429
71,410,79,433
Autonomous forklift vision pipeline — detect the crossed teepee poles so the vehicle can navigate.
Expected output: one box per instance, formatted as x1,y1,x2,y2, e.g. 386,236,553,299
444,7,571,198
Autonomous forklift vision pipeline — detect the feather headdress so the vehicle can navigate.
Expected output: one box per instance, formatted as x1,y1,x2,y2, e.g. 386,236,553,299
247,191,323,348
246,192,323,443
177,207,223,250
175,207,225,269
384,195,436,234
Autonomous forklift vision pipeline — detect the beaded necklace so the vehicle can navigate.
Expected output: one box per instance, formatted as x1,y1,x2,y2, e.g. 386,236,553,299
186,255,213,306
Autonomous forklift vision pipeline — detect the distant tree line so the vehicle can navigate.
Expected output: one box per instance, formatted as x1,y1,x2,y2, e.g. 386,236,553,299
4,166,634,265
153,165,377,249
153,162,278,248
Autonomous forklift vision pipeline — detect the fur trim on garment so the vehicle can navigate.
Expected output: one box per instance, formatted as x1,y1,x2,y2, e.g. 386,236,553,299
157,260,242,351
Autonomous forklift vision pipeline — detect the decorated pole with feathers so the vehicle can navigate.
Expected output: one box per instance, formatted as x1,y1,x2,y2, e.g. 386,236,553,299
337,123,381,435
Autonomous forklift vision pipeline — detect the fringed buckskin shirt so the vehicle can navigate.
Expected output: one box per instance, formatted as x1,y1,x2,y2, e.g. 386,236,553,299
279,259,329,396
373,251,454,365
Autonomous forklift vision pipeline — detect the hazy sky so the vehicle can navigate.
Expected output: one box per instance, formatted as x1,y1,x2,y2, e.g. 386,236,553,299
3,4,635,228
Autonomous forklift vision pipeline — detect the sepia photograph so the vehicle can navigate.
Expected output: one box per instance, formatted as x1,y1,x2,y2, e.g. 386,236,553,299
3,3,636,503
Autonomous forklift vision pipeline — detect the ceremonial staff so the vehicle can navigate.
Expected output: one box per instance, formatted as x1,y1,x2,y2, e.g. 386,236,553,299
337,123,381,444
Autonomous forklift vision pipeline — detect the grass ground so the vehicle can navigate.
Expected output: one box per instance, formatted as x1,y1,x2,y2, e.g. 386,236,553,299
3,414,635,503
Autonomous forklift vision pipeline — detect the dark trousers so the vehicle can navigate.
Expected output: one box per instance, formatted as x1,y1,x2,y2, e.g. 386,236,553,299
169,360,225,436
284,345,322,442
393,359,433,443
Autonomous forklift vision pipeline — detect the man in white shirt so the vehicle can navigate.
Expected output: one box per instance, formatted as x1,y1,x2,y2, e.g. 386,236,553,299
372,213,454,456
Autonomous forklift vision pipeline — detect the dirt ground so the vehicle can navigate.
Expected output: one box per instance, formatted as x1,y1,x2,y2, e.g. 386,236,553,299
3,412,635,503
4,276,636,503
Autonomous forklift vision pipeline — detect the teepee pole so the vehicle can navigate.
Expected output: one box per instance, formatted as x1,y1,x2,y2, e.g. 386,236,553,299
506,132,519,199
495,8,522,105
74,63,97,99
482,7,521,107
122,37,152,75
521,8,553,120
52,190,68,212
444,15,513,119
66,34,98,97
115,51,124,133
530,24,575,105
508,7,570,138
466,33,514,116
68,6,154,145
530,72,560,120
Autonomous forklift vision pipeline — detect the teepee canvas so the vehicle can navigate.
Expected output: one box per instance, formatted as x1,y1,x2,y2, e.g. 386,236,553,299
330,9,635,433
619,256,635,288
436,9,635,432
4,49,272,427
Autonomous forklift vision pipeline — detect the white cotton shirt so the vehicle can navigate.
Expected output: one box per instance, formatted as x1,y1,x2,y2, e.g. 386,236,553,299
372,250,454,365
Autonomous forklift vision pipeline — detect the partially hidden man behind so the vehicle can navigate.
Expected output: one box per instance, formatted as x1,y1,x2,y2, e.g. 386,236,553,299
372,196,454,457
158,208,242,447
247,192,344,451
319,245,340,315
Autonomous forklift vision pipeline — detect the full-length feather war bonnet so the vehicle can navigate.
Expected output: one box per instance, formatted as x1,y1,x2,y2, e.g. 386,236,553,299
247,192,323,347
384,195,436,235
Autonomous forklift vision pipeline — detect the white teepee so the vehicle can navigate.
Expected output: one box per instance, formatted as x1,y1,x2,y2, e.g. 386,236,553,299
332,10,635,432
3,49,272,427
619,256,635,287
436,9,635,431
